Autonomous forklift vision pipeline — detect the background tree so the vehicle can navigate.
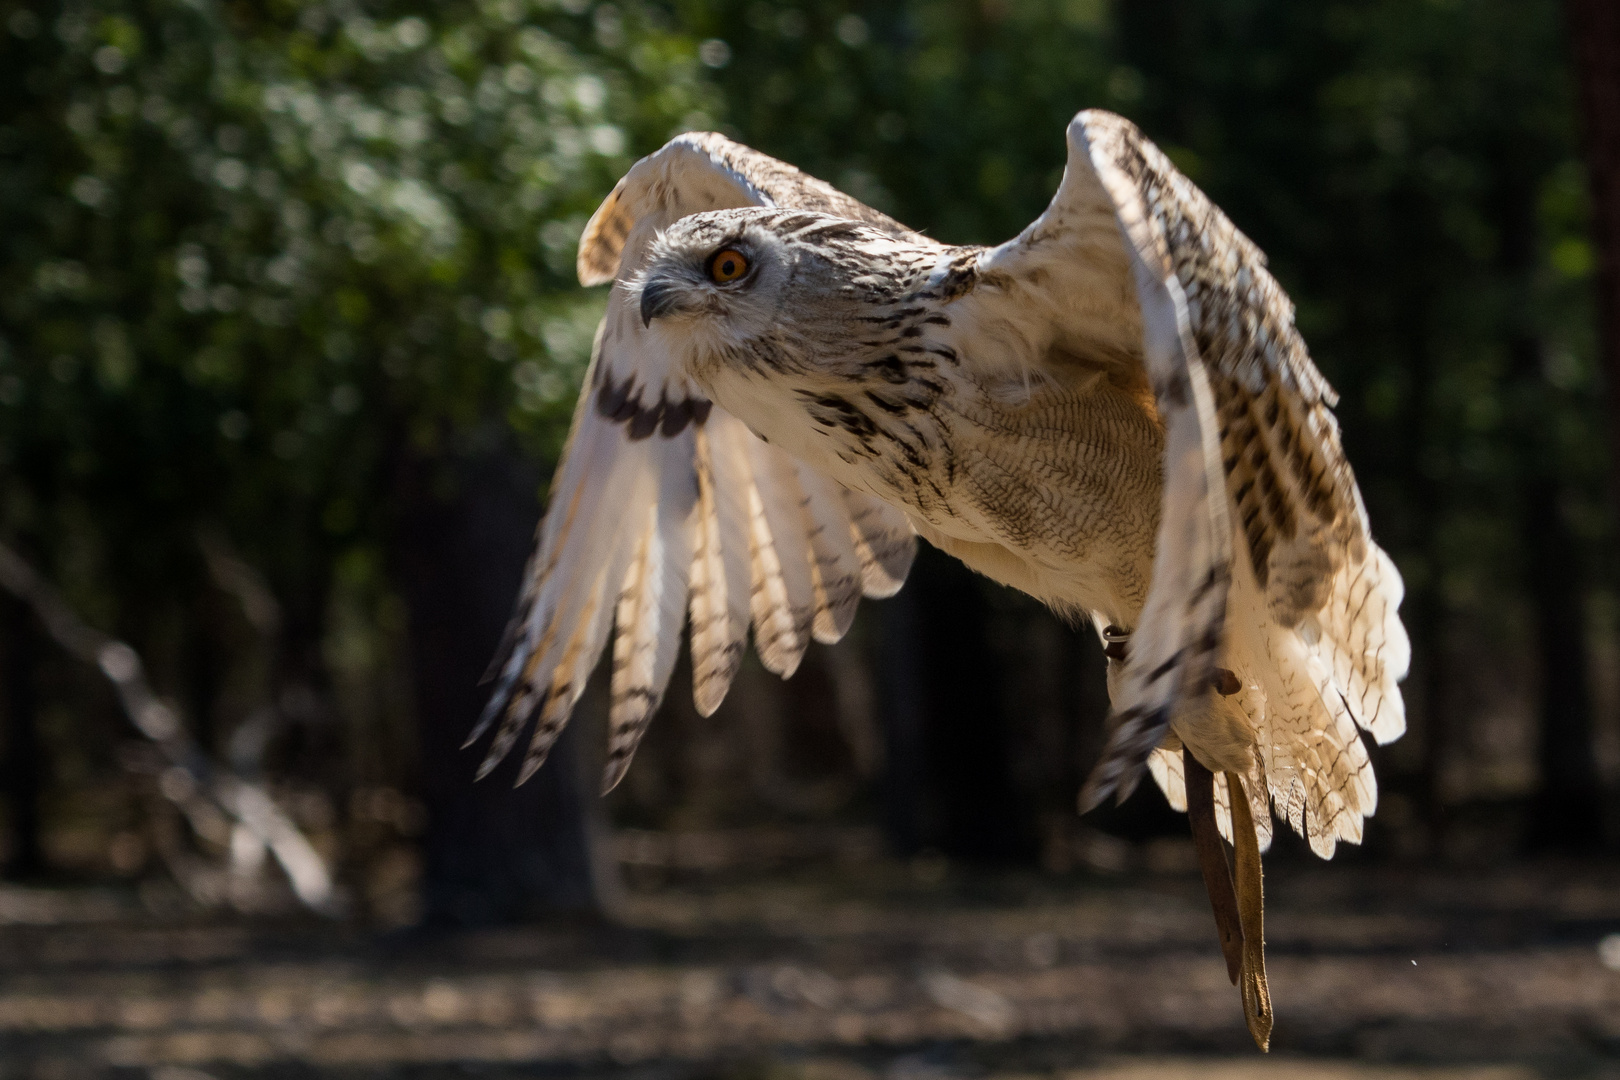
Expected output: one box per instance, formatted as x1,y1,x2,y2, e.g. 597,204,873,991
0,0,1610,914
1565,0,1620,848
0,0,713,913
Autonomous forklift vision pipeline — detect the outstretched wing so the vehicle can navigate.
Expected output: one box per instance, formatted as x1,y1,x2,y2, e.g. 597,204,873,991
975,110,1408,844
474,134,917,793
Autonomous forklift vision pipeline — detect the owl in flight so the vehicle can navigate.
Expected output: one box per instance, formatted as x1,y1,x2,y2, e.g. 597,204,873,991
472,110,1409,1048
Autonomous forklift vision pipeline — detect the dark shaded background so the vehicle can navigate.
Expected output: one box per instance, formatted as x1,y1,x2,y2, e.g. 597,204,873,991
1,0,1618,931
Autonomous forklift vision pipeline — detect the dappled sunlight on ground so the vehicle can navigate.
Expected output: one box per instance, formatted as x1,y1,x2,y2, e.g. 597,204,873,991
0,858,1617,1077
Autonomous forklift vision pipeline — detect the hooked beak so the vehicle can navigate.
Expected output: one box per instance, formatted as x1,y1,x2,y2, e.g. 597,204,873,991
639,276,684,328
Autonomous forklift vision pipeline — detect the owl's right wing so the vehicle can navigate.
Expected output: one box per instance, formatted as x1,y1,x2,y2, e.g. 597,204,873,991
1065,113,1407,852
965,111,1406,855
472,134,918,793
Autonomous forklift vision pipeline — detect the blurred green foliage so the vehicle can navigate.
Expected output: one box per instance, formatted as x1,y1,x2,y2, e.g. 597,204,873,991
0,0,713,638
0,0,1607,876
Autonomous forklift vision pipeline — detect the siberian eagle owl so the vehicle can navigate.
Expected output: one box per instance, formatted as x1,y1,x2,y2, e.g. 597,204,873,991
471,111,1409,1048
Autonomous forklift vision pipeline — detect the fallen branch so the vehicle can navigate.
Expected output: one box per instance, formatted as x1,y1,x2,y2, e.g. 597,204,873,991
0,541,341,915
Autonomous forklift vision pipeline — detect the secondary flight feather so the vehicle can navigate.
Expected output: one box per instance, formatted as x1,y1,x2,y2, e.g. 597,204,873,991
470,132,922,791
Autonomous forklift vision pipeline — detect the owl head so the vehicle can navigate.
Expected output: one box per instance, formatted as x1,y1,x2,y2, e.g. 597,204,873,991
631,208,937,375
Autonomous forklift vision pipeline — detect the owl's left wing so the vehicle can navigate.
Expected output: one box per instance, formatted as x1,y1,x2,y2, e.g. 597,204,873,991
973,111,1408,833
472,134,917,793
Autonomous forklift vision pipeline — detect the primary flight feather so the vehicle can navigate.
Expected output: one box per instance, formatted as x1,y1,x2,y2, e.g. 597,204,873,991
474,111,1409,1046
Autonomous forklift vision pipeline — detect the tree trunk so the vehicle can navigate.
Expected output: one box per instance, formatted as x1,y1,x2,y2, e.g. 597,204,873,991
876,543,1033,862
395,431,618,926
1521,466,1603,850
876,564,928,857
0,595,45,878
1565,0,1620,852
1495,144,1605,849
1405,305,1451,853
1566,0,1620,497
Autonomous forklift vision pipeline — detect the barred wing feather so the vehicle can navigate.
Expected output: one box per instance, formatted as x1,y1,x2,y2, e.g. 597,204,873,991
474,134,917,792
975,109,1407,851
1073,110,1409,844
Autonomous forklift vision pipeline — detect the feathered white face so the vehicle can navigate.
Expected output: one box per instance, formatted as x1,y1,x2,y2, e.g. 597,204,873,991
632,207,933,381
634,212,789,334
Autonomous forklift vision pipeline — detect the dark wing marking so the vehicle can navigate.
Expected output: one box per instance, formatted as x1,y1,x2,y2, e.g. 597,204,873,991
476,134,918,793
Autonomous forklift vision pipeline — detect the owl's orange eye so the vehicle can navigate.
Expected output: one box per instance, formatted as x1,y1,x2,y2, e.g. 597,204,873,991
708,248,749,283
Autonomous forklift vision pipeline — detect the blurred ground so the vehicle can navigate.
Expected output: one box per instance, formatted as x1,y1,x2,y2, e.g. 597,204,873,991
0,844,1618,1079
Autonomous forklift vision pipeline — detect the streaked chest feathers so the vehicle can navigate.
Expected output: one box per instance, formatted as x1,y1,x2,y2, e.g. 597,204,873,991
664,220,1165,623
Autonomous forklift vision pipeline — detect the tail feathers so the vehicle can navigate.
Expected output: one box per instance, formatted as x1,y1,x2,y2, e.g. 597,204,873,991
1213,757,1273,853
1147,745,1186,812
1145,744,1273,852
1151,540,1400,861
1126,548,1402,861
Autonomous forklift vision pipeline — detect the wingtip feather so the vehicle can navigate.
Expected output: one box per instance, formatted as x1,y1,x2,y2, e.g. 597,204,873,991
475,739,508,782
1080,704,1168,813
464,694,506,751
515,745,551,787
601,755,633,795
